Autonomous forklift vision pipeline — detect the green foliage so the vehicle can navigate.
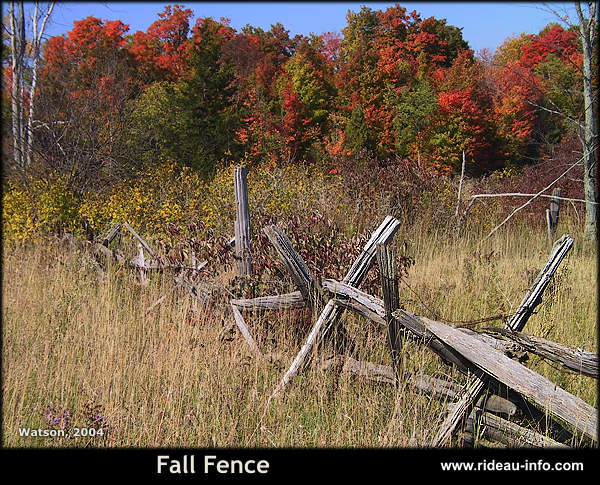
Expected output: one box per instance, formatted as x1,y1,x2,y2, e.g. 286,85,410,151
394,79,438,157
124,81,187,167
344,105,376,153
177,18,243,177
284,39,335,128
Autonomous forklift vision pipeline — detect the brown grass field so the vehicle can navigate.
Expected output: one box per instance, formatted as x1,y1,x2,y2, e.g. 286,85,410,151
2,217,597,448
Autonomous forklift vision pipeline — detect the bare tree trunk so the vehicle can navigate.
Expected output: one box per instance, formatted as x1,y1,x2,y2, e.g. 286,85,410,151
575,1,598,241
9,1,25,169
8,1,55,171
25,2,55,168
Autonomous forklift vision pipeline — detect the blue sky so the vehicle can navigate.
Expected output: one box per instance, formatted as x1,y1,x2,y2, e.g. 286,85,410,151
20,2,578,54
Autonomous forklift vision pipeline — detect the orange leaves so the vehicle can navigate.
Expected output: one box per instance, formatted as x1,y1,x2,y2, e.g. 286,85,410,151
488,23,582,161
68,16,129,53
129,5,193,83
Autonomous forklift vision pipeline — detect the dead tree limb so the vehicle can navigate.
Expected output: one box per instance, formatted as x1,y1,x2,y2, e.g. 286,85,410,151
454,150,466,237
480,160,582,243
470,193,592,204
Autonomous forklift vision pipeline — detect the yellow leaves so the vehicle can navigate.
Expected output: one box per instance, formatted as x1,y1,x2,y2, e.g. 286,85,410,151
2,160,350,245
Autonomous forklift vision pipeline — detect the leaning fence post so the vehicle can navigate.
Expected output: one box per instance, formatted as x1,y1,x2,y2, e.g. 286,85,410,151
454,151,466,238
376,243,402,382
234,165,252,277
433,233,574,446
546,188,562,244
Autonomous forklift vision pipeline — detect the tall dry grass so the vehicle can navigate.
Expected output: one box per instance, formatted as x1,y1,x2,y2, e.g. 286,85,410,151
1,219,597,448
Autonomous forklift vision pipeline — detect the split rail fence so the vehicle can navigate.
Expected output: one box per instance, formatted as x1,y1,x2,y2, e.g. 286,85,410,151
69,165,597,448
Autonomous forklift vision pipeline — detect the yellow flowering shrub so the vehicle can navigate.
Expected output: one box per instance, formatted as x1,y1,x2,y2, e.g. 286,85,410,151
79,162,207,239
3,161,350,245
202,164,347,235
3,175,79,242
3,162,207,243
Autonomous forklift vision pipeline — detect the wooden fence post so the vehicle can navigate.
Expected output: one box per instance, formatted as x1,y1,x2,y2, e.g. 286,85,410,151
432,233,574,446
267,216,400,401
376,243,402,381
234,165,252,277
546,188,562,244
263,225,322,308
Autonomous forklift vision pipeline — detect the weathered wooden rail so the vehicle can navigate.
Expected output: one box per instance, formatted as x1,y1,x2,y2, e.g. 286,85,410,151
226,221,596,448
69,166,595,449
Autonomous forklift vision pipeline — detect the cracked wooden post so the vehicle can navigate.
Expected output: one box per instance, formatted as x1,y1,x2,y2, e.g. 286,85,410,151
433,234,574,446
507,234,573,332
234,165,252,277
263,225,322,308
376,243,402,381
267,216,400,401
423,316,597,444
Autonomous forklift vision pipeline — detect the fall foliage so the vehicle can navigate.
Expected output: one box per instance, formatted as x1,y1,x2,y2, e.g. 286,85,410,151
2,4,594,185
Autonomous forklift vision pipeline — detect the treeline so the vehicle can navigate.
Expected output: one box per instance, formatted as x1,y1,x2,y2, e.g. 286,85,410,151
1,4,590,188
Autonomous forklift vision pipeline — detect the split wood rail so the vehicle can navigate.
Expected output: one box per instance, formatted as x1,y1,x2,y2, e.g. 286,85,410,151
228,225,597,448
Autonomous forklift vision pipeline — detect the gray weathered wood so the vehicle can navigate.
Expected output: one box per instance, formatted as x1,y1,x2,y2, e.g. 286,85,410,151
331,298,386,326
485,328,598,379
376,243,402,380
546,209,553,244
507,234,573,331
234,166,252,277
135,243,148,286
463,410,568,448
231,291,306,312
123,222,155,257
102,224,121,247
93,240,125,264
319,355,517,416
231,303,261,356
548,187,562,242
434,374,487,446
326,280,525,369
422,316,597,443
268,216,400,400
263,225,321,306
435,234,574,445
145,291,173,315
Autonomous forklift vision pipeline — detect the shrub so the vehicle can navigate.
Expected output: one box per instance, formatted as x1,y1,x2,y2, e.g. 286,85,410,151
3,174,80,242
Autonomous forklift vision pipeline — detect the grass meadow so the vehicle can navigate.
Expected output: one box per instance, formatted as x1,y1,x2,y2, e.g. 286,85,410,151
2,214,597,448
